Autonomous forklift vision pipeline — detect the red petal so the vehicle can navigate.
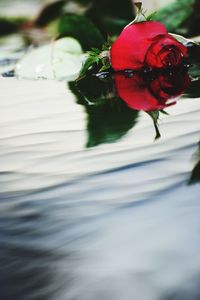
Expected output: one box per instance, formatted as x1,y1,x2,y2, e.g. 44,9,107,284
114,74,163,111
111,21,167,71
145,34,188,69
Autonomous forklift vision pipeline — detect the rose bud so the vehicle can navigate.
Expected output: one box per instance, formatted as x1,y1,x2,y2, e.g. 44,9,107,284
110,21,188,71
114,69,191,111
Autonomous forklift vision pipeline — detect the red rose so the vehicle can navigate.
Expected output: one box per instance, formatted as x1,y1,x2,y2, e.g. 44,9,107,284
148,71,190,102
114,69,190,111
110,21,188,71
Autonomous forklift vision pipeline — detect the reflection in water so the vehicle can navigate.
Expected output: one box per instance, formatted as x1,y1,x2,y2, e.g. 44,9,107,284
185,64,200,98
69,76,138,147
71,66,191,142
114,67,191,111
189,141,200,184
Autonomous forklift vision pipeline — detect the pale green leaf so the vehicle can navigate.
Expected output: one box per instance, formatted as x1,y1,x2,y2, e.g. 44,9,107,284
15,37,86,81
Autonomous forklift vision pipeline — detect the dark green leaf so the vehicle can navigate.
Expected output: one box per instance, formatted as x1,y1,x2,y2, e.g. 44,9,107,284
152,0,195,35
0,17,28,36
189,160,200,184
188,0,200,36
78,44,111,78
58,14,105,50
184,75,200,98
73,0,91,5
0,19,18,36
69,76,138,147
160,110,169,115
188,142,200,185
34,0,67,27
146,11,157,21
79,56,100,79
85,0,135,36
85,99,138,148
146,111,161,140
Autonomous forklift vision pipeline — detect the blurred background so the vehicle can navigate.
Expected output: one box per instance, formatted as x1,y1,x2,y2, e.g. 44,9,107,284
0,0,176,17
0,0,200,45
140,0,174,11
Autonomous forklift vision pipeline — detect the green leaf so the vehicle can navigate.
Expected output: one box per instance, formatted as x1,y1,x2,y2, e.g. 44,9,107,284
0,16,28,36
184,65,200,98
146,111,161,140
152,0,195,35
188,142,200,185
146,11,157,21
85,99,138,148
85,0,135,36
34,0,67,27
58,14,105,50
102,38,112,51
70,75,111,105
160,110,169,116
15,37,84,80
86,0,134,21
99,64,110,72
189,160,200,184
73,0,91,5
79,55,99,79
69,76,138,148
78,42,111,78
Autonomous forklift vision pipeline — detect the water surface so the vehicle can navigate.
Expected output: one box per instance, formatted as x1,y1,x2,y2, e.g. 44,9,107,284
0,76,200,300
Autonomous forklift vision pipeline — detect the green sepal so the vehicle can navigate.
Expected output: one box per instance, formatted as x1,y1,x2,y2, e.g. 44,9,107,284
124,2,146,29
78,40,111,79
146,111,161,140
146,11,157,21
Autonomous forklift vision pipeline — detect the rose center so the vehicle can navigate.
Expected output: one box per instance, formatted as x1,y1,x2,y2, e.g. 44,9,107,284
159,46,182,67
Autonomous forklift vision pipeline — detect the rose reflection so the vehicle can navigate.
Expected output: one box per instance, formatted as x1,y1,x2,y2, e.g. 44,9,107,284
113,68,191,139
70,67,191,146
114,68,191,112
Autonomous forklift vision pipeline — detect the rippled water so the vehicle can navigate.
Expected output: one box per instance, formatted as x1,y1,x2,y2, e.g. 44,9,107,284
0,75,200,299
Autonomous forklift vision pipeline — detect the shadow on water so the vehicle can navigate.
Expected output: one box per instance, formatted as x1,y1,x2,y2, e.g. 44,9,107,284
0,206,77,300
0,245,58,300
